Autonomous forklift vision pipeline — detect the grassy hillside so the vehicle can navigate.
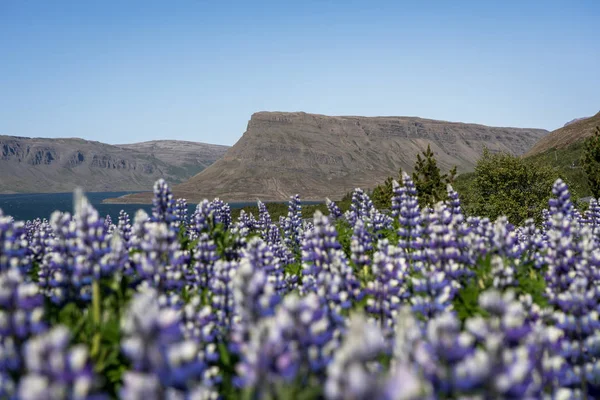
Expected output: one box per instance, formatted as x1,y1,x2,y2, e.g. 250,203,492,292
525,141,590,197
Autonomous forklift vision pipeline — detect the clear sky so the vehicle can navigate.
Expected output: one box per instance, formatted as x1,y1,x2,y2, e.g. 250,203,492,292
1,0,599,146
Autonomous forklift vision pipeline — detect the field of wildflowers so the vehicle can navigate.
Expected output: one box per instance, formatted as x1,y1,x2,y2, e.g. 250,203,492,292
1,174,600,399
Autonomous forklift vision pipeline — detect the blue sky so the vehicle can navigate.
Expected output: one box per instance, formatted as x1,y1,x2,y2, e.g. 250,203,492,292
0,0,599,146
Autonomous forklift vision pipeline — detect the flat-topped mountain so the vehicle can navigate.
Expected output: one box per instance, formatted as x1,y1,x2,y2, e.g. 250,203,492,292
526,111,600,157
107,111,548,203
0,136,228,193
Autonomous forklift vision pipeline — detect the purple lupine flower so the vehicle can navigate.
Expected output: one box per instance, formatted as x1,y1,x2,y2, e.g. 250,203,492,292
490,255,517,290
231,247,281,355
0,268,46,340
174,198,188,227
189,200,216,240
266,223,294,265
396,173,423,266
190,232,219,290
104,214,114,234
242,237,288,295
210,260,238,334
131,219,187,293
548,178,575,218
236,210,256,234
117,210,132,248
25,218,53,265
0,268,47,397
121,288,217,398
180,296,220,364
235,293,335,390
365,240,410,339
411,312,477,396
151,179,176,225
423,202,471,284
445,184,463,223
410,270,454,319
0,211,30,273
210,198,231,230
38,211,78,304
301,211,363,322
72,196,112,300
254,200,273,239
461,290,565,398
326,198,342,220
282,194,303,252
350,219,373,274
18,326,105,399
324,314,389,400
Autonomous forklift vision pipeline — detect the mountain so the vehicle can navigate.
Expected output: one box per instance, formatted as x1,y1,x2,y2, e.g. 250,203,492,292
106,111,548,204
0,136,229,194
116,140,230,178
525,111,600,157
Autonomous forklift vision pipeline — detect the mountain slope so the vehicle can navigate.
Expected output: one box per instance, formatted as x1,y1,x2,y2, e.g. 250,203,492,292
526,111,600,157
0,136,229,193
116,140,230,178
107,111,547,203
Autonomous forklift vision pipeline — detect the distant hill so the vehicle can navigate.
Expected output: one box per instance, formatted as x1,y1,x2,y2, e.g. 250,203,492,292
0,136,229,194
107,111,548,204
524,111,600,197
525,111,600,157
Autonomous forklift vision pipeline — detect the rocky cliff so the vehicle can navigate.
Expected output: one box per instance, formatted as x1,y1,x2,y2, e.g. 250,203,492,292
107,111,548,203
0,136,228,193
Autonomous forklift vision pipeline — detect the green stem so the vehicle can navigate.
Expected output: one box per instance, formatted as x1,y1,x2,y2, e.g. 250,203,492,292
91,280,101,358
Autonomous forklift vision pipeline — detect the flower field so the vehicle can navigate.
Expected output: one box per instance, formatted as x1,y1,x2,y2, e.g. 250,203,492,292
1,174,600,399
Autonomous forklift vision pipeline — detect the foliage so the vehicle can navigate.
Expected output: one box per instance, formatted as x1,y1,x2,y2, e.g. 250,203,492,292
463,148,567,225
412,144,457,207
370,145,457,209
581,126,600,198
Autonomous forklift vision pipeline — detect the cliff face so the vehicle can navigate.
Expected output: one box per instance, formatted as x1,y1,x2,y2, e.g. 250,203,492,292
0,136,229,193
526,111,600,157
108,111,548,204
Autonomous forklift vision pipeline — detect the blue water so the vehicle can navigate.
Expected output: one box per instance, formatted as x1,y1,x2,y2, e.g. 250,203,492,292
0,192,261,222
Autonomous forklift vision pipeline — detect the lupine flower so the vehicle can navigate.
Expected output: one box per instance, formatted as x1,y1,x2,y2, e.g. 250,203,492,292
151,179,176,225
256,201,272,238
490,255,518,290
365,240,410,339
210,260,238,333
395,173,423,265
189,200,216,240
174,198,188,227
190,232,219,290
301,211,362,324
326,198,342,220
117,210,132,247
350,219,373,274
0,268,46,398
235,293,335,391
24,218,53,264
121,288,217,398
282,194,304,254
210,198,231,230
0,210,30,273
324,314,388,399
131,219,187,292
18,326,104,400
103,214,114,234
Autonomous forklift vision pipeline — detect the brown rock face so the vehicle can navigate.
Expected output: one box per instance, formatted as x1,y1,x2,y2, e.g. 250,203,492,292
0,136,229,193
109,111,547,204
525,111,600,157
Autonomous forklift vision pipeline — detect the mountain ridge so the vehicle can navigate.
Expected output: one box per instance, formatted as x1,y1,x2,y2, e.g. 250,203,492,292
0,136,229,194
525,111,600,157
106,111,548,204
